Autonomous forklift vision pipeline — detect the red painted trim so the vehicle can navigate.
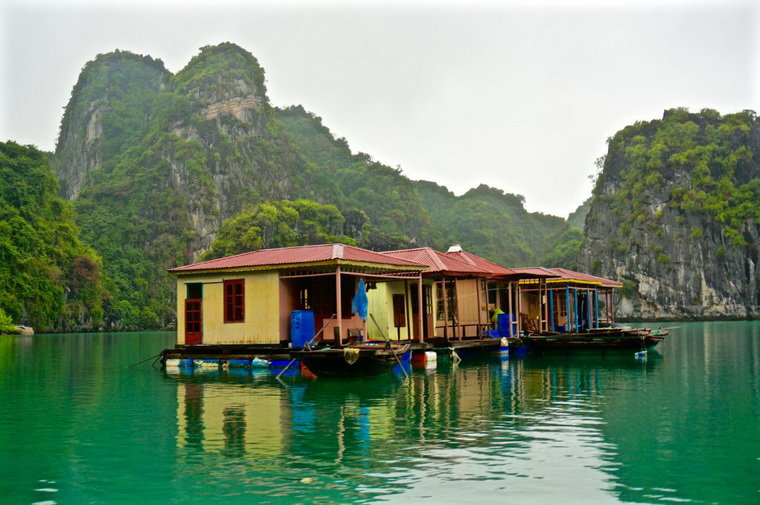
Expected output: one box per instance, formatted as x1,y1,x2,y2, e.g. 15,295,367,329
185,298,203,344
223,279,245,323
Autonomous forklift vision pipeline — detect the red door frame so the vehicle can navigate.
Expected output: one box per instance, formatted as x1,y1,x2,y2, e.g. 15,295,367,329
185,298,203,345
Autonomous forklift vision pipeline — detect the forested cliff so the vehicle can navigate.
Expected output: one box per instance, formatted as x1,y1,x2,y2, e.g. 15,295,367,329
38,43,577,330
5,43,756,331
0,142,106,331
579,108,759,319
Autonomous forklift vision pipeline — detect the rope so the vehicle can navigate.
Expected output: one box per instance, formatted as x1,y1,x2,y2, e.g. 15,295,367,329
127,352,163,369
369,313,409,378
276,314,337,379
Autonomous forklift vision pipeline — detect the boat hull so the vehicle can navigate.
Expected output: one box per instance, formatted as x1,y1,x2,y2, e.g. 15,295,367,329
519,329,666,351
292,345,409,377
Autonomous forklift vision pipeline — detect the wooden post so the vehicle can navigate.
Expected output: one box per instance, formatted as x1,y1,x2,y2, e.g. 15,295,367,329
507,281,514,337
549,286,555,332
404,279,411,341
517,282,523,336
336,266,342,346
417,274,424,344
442,275,449,339
542,281,548,332
476,278,483,337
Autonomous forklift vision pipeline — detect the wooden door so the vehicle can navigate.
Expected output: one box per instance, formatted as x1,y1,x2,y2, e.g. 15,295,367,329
411,284,433,341
185,298,202,345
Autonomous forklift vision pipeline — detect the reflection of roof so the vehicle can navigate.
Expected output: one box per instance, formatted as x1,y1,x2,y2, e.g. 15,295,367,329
169,243,427,273
381,247,491,276
513,267,622,287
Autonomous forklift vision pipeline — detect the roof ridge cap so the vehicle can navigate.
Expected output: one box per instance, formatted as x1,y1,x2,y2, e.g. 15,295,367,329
428,249,448,271
332,243,344,259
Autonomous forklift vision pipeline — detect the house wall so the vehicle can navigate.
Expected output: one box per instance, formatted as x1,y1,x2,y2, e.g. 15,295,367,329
366,279,436,341
455,278,488,325
367,282,413,341
176,271,280,345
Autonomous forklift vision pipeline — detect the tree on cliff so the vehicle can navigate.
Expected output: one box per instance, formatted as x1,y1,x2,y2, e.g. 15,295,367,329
580,108,759,319
0,141,106,330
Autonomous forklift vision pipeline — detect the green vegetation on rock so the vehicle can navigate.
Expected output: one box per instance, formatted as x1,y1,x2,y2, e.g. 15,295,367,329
201,199,358,260
595,108,759,248
44,43,593,329
580,108,759,319
0,141,106,331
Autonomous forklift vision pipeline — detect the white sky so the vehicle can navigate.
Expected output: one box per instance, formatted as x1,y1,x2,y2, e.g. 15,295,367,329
1,0,757,217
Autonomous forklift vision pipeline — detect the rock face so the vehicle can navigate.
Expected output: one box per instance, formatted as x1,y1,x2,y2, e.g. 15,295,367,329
52,43,320,327
55,51,169,199
579,108,759,320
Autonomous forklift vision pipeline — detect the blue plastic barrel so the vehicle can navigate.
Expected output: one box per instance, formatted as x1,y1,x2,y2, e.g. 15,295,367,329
291,310,315,348
498,313,513,336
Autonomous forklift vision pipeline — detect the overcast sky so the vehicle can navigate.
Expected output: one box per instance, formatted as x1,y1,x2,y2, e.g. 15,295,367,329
1,0,757,217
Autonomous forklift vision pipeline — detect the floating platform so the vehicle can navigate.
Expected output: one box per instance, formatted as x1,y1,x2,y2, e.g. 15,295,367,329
517,327,667,351
161,344,291,362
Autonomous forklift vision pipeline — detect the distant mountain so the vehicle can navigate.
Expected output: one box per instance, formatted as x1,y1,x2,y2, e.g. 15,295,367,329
567,197,592,231
54,44,328,328
49,43,579,329
579,108,760,319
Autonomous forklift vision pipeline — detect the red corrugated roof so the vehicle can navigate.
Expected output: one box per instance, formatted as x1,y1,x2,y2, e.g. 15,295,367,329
549,268,623,288
169,243,427,273
381,247,491,275
512,267,622,287
444,250,519,277
511,266,557,277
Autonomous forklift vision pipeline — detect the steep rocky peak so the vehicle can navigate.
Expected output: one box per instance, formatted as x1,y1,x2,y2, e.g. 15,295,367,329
54,50,169,199
173,42,268,107
580,107,760,320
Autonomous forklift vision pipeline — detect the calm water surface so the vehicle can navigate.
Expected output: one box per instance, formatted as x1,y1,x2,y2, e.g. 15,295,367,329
0,322,758,504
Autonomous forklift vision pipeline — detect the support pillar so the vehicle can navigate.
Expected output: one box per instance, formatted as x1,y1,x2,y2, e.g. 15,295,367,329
442,275,449,340
417,274,424,344
573,288,579,332
594,290,599,329
336,267,343,345
549,287,555,331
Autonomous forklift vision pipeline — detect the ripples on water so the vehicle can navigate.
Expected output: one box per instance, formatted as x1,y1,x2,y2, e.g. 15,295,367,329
0,322,758,504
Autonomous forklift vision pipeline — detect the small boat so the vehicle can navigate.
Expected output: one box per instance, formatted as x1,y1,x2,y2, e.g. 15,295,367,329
291,343,410,378
518,327,667,351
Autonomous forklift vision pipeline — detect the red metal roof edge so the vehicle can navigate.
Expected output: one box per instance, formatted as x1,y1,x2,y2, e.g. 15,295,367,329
512,266,622,286
444,250,518,277
548,267,623,287
381,247,491,275
168,243,428,273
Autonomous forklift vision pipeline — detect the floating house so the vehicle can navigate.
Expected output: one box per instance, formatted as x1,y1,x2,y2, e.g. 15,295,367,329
167,244,428,351
374,245,555,346
511,267,622,334
372,246,493,343
442,246,556,338
165,241,629,367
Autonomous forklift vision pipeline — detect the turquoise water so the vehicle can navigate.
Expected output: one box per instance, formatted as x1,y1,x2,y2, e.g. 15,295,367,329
0,322,758,504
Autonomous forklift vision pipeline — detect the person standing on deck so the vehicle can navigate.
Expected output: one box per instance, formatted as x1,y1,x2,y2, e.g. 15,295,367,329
489,304,504,329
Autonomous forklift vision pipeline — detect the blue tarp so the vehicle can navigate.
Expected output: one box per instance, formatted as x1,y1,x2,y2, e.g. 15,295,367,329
352,278,368,320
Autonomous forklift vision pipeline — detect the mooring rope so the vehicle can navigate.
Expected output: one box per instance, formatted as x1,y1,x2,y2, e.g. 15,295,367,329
127,352,163,369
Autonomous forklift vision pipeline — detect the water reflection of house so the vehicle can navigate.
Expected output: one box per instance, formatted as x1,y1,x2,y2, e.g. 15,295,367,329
177,383,286,457
512,267,622,334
